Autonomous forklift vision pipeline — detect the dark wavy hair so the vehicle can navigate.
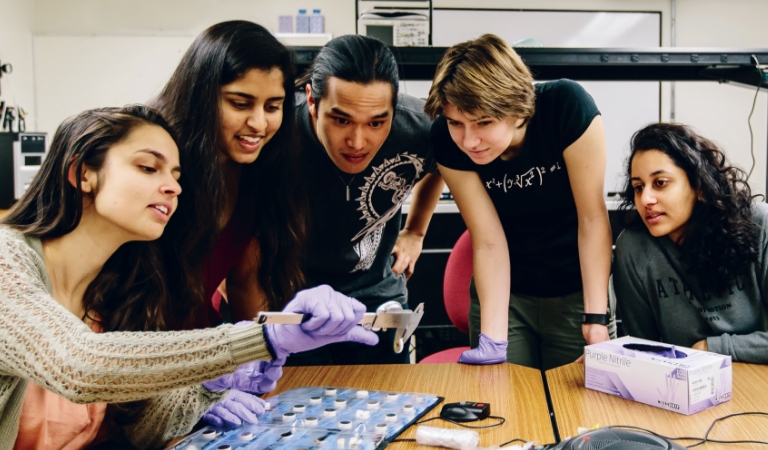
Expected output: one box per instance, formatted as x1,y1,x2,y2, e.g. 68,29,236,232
620,123,760,294
152,20,307,323
1,105,177,332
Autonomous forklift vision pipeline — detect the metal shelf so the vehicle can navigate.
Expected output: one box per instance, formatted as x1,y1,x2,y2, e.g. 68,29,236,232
292,46,768,86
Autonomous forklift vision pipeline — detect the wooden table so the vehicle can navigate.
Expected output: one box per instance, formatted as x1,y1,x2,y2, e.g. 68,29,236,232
269,364,556,448
546,363,768,449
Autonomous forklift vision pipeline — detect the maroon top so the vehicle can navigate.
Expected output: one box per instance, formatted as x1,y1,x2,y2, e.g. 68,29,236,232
202,210,252,322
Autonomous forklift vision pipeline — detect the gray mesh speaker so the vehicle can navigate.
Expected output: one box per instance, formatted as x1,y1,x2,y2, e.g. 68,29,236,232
546,429,687,450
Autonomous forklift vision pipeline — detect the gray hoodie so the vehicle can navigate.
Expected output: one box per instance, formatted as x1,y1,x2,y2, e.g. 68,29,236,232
614,202,768,363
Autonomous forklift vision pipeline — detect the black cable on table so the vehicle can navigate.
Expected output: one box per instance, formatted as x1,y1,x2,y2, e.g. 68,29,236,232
687,411,768,448
415,415,506,429
499,437,529,447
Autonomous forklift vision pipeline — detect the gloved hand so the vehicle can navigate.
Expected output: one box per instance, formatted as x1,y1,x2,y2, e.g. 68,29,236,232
458,333,508,365
202,358,286,394
264,285,379,360
202,390,267,428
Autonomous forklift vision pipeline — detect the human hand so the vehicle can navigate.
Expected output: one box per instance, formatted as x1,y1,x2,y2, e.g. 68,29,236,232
201,390,266,428
458,333,508,365
284,285,366,335
692,339,708,351
264,285,379,360
575,324,611,363
391,229,424,280
202,358,286,395
583,324,610,345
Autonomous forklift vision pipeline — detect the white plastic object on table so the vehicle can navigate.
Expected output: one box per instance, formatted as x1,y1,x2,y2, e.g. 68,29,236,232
415,425,479,450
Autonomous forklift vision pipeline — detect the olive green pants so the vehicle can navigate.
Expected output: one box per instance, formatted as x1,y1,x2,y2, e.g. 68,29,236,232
468,276,616,371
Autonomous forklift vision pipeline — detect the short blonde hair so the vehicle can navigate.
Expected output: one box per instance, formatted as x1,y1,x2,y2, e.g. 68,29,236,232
424,34,536,123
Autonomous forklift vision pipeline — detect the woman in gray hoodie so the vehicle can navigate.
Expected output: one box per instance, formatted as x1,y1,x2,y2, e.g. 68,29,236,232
614,122,768,364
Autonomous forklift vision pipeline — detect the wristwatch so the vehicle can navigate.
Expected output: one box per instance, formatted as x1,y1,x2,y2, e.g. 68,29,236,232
581,313,609,325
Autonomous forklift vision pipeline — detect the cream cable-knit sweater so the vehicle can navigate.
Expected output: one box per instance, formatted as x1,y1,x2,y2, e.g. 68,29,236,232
0,226,272,449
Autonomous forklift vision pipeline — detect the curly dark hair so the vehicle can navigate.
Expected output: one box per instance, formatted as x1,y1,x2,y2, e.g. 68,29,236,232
620,122,761,295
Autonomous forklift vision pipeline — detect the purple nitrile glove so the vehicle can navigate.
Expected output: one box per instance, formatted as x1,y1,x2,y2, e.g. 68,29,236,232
264,285,379,360
288,285,367,335
201,390,267,428
458,333,508,365
202,357,286,394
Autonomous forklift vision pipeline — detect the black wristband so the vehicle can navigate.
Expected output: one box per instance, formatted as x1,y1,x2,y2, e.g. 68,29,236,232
581,313,609,325
261,324,279,360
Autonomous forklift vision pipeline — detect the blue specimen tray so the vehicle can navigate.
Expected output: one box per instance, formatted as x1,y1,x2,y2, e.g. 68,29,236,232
170,386,443,449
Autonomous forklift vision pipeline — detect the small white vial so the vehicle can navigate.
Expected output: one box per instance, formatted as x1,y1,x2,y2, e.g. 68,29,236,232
324,387,337,396
305,416,319,426
386,393,399,402
310,396,322,405
375,423,388,433
367,400,380,410
280,431,294,440
323,408,337,417
355,409,371,420
201,430,219,440
293,404,306,413
414,395,424,403
217,446,232,450
339,420,353,430
264,401,272,410
282,412,297,422
334,398,347,409
403,404,415,414
385,413,398,423
356,390,369,398
238,431,253,441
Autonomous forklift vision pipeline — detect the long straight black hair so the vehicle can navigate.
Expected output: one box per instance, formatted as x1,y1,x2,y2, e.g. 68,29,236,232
153,20,307,324
2,105,178,332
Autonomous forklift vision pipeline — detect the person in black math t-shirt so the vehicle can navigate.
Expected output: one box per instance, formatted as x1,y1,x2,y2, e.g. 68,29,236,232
424,34,613,370
227,35,444,365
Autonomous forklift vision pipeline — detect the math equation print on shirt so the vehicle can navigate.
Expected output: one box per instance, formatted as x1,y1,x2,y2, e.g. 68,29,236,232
484,162,563,192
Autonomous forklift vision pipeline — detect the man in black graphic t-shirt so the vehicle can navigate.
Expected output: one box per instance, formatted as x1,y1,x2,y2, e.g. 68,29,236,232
288,35,443,365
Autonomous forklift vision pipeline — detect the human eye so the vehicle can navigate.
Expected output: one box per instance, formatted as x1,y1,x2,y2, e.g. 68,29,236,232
477,121,493,127
333,117,350,125
654,179,669,188
446,120,461,127
139,165,157,174
230,99,250,110
632,184,643,194
370,121,384,128
266,101,283,113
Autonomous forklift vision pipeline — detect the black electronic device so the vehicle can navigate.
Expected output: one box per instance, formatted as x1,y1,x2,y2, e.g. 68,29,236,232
543,428,687,450
439,401,490,422
0,132,47,208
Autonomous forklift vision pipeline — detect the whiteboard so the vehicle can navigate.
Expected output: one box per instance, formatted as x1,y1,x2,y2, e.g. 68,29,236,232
427,9,662,204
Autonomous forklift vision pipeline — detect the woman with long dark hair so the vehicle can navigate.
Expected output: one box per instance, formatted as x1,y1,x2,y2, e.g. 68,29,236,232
614,122,768,363
0,105,377,450
152,20,307,328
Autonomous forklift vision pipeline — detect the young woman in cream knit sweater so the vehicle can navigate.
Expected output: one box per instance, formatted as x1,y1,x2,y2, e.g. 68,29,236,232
0,105,377,449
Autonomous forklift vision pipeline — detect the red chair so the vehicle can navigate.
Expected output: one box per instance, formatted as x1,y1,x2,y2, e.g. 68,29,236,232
419,230,473,363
